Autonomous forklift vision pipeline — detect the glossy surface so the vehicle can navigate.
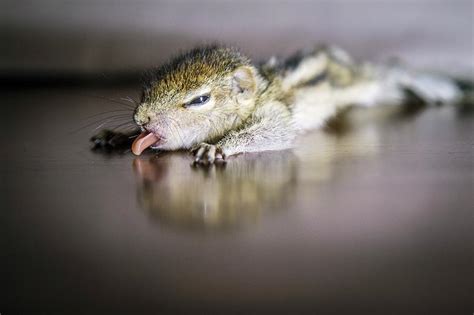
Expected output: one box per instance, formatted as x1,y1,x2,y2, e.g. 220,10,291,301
2,87,473,314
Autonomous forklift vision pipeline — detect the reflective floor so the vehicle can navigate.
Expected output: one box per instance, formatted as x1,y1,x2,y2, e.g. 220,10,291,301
2,86,473,314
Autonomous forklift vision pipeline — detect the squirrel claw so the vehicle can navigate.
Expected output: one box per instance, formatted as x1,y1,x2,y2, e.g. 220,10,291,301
191,143,225,166
90,129,136,153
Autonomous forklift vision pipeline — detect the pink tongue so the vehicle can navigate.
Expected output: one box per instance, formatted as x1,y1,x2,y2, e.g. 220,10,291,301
131,132,159,155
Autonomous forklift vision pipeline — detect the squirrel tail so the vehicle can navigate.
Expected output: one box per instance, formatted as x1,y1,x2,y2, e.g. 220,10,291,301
376,64,471,106
267,44,472,107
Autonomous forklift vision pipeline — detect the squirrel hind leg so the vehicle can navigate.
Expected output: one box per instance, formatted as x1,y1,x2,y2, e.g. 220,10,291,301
280,45,357,90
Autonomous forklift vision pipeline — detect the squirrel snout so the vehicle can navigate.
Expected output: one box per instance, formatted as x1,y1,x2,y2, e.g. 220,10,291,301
134,111,152,127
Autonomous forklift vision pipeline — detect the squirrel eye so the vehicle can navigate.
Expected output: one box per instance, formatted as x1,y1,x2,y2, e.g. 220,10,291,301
186,94,210,107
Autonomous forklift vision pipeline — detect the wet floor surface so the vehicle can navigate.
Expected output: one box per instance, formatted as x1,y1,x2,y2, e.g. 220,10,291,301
2,87,473,314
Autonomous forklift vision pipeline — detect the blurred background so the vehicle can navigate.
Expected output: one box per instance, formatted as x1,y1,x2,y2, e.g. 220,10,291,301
2,1,473,314
1,0,473,81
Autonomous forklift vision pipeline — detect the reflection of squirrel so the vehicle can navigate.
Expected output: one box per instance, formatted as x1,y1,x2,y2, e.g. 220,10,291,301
92,45,470,164
133,152,297,230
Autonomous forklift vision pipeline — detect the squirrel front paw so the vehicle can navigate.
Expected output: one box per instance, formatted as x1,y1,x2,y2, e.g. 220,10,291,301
90,129,136,152
191,143,225,165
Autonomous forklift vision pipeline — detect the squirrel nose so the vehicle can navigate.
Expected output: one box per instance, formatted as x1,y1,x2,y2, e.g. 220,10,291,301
143,116,151,125
134,113,151,126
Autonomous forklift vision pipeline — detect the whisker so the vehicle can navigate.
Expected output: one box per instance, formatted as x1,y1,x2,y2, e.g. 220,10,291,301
80,114,132,127
92,119,134,132
70,115,133,134
81,110,133,121
78,93,136,110
110,121,137,131
120,96,138,105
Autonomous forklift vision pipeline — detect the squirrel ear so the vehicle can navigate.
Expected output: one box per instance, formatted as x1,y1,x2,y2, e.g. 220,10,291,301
232,66,257,99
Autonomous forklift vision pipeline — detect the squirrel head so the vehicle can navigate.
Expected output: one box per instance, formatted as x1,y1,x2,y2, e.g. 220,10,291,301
134,45,262,150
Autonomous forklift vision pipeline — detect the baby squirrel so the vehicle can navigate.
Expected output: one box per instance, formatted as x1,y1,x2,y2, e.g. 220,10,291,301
92,44,469,164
